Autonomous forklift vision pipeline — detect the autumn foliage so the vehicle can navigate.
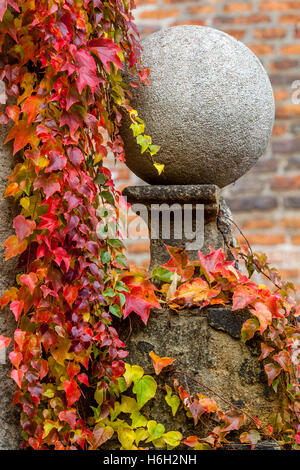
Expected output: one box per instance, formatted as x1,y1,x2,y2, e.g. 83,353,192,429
0,0,299,451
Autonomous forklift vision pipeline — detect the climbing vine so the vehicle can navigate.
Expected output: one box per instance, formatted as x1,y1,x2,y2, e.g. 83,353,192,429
0,0,299,451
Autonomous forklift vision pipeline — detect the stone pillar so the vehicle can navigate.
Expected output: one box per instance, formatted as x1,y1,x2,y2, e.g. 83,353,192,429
119,26,279,441
0,122,21,449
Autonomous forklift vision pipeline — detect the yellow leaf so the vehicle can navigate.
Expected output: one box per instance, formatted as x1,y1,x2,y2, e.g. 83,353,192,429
119,395,139,414
154,162,164,175
123,363,144,387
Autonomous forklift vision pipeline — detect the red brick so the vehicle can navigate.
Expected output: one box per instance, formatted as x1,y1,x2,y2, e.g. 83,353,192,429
280,44,300,54
280,14,300,23
254,27,287,38
291,235,300,245
270,58,299,70
296,28,300,38
280,218,300,229
248,44,274,55
271,175,300,190
214,14,271,25
279,268,299,279
245,234,286,245
274,89,290,101
138,9,179,20
224,3,253,12
223,29,246,40
272,124,287,136
260,1,300,11
135,0,157,4
241,219,275,230
170,20,206,27
276,105,300,118
188,5,216,14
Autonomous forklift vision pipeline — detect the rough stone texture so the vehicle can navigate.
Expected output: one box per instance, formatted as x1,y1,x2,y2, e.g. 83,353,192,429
119,307,282,437
121,25,275,188
0,117,22,449
123,184,232,270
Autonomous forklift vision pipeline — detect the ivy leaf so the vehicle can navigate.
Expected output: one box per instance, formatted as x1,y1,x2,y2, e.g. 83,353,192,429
232,285,257,311
0,335,11,350
117,425,135,450
165,385,180,417
59,410,77,430
123,363,144,387
250,302,272,334
91,426,114,449
162,245,194,282
0,1,19,21
45,151,67,172
60,109,83,137
273,350,292,372
264,362,282,386
22,95,42,125
5,120,39,154
153,162,164,175
20,272,38,294
241,318,259,343
67,147,83,166
240,430,261,449
62,379,81,407
149,350,174,375
34,174,61,199
130,410,148,428
136,134,151,154
63,285,79,307
13,215,36,242
163,431,182,448
146,420,165,443
10,368,25,388
220,409,245,432
259,343,275,360
3,235,28,260
88,37,123,74
132,375,157,408
74,49,99,95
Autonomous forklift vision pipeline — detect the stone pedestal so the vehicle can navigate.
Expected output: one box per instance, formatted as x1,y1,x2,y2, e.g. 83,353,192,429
120,184,282,440
123,184,233,271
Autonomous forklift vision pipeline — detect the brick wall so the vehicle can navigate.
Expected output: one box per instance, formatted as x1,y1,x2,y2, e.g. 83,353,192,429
111,0,300,289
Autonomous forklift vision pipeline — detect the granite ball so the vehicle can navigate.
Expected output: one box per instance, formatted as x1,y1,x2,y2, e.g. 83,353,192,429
120,26,275,188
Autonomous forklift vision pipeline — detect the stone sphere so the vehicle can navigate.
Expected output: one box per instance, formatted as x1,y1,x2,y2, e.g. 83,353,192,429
120,26,275,188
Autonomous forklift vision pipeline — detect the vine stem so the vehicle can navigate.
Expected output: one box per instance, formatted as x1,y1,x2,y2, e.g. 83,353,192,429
172,369,284,449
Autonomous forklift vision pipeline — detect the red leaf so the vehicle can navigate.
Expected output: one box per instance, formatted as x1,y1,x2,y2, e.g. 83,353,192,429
63,285,79,307
149,350,174,375
59,409,77,430
45,150,67,172
0,335,11,350
74,49,99,94
77,373,89,387
5,120,39,154
183,436,200,448
22,96,42,125
0,0,19,21
34,174,61,199
9,351,22,367
232,285,257,311
264,362,281,386
67,362,80,380
220,409,245,432
88,37,123,74
273,350,292,372
259,343,274,361
10,300,24,320
20,272,38,294
62,379,81,407
37,214,59,233
60,110,83,137
162,245,194,281
10,368,25,388
3,235,28,260
52,247,70,272
13,215,36,242
250,302,272,334
67,147,84,166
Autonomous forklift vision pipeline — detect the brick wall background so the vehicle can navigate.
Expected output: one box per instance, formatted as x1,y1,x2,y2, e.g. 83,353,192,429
110,0,300,289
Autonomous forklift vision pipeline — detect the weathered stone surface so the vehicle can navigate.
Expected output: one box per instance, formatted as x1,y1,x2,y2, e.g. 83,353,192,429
121,26,275,188
123,184,232,270
119,307,281,436
0,117,21,449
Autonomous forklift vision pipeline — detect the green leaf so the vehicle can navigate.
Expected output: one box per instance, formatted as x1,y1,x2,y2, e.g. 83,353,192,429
109,304,121,318
107,238,124,248
165,385,180,416
146,420,165,443
133,375,157,409
136,134,152,154
152,266,179,284
103,287,115,298
95,172,106,185
115,281,130,293
101,251,111,264
118,293,126,308
123,363,144,387
100,190,115,206
115,254,128,267
130,410,148,428
163,431,182,448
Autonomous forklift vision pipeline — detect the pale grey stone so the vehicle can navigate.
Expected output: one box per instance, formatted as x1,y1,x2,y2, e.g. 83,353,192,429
121,26,275,188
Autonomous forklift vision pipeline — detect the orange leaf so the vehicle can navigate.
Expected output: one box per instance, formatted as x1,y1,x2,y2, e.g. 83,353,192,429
250,301,272,334
149,350,174,375
22,96,42,125
3,235,28,260
5,120,39,154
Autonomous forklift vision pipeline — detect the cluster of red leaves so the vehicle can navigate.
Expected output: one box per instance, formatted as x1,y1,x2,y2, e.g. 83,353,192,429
0,0,151,450
156,245,300,447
